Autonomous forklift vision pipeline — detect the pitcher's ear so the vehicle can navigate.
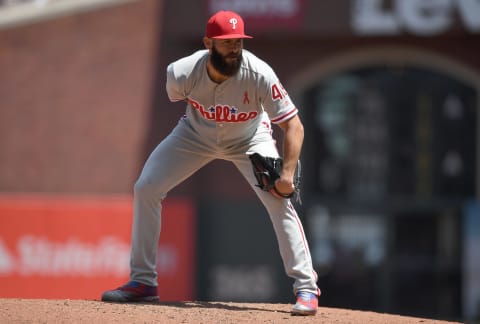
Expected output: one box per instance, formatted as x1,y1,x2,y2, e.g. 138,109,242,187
203,37,213,50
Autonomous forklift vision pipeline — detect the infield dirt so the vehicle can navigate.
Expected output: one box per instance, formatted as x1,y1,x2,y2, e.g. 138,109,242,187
0,298,462,323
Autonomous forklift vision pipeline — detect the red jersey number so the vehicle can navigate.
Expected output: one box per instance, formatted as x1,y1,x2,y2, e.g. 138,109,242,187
271,83,288,101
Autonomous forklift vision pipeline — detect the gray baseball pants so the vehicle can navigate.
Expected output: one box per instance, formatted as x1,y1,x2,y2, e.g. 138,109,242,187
129,118,319,296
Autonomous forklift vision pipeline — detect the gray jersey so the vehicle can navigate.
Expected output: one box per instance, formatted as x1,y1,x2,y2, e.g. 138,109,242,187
166,49,298,145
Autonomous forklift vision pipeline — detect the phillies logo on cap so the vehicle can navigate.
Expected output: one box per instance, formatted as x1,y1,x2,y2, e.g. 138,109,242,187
206,10,253,39
229,18,238,29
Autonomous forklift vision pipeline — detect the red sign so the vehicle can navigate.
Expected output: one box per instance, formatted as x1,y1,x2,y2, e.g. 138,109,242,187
0,194,195,301
206,0,307,31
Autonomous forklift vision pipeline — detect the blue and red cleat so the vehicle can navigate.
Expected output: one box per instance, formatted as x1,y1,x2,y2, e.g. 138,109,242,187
101,281,159,303
291,291,318,315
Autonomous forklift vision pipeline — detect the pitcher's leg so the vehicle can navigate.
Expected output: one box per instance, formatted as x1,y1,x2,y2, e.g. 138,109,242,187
130,128,212,286
233,152,319,296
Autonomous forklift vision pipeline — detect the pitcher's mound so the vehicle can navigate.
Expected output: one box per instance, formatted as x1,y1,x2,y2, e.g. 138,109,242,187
0,299,461,323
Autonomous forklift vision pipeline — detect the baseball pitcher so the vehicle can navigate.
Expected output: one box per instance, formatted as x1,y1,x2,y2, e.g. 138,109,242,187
101,10,320,316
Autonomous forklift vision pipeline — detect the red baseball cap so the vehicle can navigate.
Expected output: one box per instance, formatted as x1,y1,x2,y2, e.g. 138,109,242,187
206,10,253,39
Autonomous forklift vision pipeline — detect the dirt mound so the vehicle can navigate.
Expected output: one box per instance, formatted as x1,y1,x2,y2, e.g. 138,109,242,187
0,298,460,323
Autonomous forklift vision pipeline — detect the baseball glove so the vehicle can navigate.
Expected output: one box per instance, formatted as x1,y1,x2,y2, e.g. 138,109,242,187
248,153,302,203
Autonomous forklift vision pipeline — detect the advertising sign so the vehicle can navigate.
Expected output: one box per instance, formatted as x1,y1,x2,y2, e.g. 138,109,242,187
0,194,195,301
206,0,307,30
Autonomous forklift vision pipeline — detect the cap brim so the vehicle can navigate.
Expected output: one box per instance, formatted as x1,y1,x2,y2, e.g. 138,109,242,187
210,34,253,39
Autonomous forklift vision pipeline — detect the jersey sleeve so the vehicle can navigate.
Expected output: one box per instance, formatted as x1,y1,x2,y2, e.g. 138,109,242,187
261,70,298,125
166,62,186,102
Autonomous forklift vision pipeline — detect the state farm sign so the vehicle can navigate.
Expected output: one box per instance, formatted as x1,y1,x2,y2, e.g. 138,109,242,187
352,0,480,36
0,194,196,301
0,236,129,277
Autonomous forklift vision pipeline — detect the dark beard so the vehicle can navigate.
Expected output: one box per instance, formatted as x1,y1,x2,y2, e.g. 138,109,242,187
210,45,242,77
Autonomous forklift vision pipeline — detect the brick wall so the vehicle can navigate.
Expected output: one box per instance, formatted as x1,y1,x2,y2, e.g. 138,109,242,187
0,0,162,193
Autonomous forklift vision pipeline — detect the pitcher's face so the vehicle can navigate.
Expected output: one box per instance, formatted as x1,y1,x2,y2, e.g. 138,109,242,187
210,38,243,77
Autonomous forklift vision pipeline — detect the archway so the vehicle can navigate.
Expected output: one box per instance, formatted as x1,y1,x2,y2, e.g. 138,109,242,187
289,46,479,318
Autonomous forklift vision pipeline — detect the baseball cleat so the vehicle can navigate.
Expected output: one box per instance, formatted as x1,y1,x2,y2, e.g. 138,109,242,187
291,291,318,315
101,281,159,303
